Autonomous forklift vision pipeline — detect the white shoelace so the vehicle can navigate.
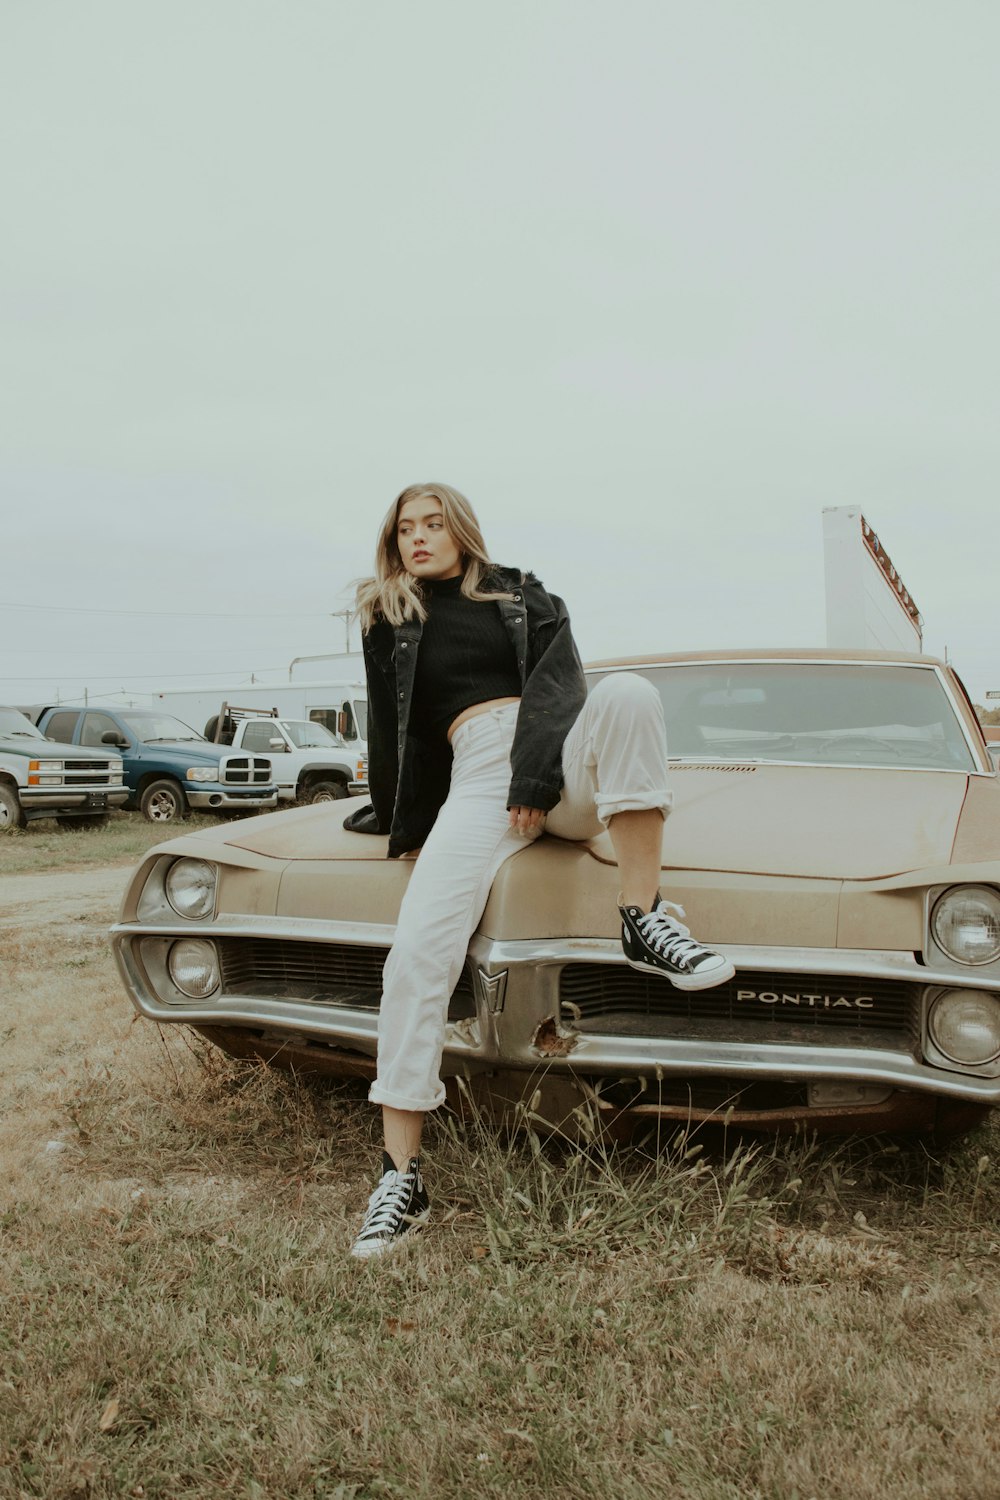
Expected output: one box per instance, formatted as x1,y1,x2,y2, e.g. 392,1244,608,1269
356,1167,414,1244
636,900,709,969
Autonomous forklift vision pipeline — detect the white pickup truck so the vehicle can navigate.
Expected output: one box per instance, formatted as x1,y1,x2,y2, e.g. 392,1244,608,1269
206,707,367,804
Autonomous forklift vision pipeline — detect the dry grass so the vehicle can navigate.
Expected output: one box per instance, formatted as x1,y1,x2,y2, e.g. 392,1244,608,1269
0,810,263,877
2,843,1000,1499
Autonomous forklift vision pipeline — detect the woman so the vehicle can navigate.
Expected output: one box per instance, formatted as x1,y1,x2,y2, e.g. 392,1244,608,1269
345,482,734,1259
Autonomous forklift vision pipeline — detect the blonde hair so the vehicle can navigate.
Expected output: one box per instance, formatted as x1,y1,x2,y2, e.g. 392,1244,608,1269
354,483,514,632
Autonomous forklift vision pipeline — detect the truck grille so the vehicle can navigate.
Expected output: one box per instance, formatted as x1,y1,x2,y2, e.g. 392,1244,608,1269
220,755,272,786
560,965,919,1042
64,760,120,785
216,939,475,1020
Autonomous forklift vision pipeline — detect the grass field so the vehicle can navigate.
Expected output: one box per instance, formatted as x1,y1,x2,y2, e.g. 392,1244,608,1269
0,809,260,877
2,830,999,1499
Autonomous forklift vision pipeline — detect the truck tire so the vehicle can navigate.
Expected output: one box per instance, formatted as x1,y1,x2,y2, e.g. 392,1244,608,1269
0,783,26,830
140,779,188,823
304,779,349,803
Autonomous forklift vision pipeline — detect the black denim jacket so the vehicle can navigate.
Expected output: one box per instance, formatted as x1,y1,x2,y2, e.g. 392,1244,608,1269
343,566,587,858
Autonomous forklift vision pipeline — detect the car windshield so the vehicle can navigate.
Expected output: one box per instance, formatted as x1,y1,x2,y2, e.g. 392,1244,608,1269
120,713,204,743
283,720,340,749
0,709,44,739
588,662,978,771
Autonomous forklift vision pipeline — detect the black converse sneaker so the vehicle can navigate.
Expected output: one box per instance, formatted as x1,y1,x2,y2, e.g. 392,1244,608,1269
619,894,735,991
350,1152,430,1260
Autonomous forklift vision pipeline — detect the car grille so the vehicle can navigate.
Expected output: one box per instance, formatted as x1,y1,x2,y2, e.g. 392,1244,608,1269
64,760,119,784
216,939,475,1020
560,965,918,1042
220,755,272,786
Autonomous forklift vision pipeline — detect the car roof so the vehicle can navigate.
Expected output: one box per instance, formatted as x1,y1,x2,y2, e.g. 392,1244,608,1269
585,647,946,668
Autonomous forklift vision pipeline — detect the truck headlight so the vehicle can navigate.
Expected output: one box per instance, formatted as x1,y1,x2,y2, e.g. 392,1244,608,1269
927,989,1000,1065
167,939,221,999
186,767,216,783
29,760,62,774
165,858,218,919
931,886,1000,965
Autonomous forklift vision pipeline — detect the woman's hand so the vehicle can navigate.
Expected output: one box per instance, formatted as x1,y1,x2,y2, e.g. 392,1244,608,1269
508,805,546,837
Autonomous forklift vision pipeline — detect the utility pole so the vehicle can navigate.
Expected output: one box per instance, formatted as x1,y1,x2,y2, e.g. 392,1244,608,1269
330,610,352,653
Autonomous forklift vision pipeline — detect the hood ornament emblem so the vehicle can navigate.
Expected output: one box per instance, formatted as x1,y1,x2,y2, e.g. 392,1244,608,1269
477,968,508,1014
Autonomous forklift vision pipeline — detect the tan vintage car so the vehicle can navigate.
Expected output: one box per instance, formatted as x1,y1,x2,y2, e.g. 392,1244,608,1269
112,649,1000,1139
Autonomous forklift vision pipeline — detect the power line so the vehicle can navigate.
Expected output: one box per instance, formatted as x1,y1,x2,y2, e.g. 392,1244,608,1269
9,644,338,656
0,666,292,683
0,600,343,620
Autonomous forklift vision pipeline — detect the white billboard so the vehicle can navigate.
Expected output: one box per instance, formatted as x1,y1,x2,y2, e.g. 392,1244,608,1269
822,507,923,652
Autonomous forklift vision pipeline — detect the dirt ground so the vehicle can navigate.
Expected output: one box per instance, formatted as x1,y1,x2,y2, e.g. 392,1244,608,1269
0,865,131,930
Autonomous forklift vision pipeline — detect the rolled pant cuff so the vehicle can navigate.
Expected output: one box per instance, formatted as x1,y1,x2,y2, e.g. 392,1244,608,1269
593,789,673,825
368,1082,446,1113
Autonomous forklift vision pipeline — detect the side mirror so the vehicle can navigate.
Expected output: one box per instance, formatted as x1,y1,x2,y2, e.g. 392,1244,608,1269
337,711,348,737
268,737,286,752
102,731,129,747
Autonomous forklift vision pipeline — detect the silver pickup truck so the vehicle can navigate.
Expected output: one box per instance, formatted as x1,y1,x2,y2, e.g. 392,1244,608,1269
0,706,128,828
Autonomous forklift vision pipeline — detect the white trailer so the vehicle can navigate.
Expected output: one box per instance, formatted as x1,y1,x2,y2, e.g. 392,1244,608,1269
154,680,368,751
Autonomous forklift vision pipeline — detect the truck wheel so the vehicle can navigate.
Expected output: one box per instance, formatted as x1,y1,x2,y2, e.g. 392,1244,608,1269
140,780,188,823
304,779,349,803
0,784,26,830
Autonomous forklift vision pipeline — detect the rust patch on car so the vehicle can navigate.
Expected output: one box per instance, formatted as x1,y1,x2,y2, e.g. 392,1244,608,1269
532,1015,579,1057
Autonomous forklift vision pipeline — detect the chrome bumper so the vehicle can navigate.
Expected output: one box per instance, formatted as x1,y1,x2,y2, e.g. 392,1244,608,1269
21,787,129,810
109,919,1000,1105
185,788,278,810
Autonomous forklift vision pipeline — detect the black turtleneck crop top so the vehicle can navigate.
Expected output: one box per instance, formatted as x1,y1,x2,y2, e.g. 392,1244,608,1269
408,574,522,743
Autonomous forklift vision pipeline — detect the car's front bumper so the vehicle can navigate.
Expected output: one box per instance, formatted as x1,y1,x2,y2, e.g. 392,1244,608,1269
21,786,129,813
184,788,279,810
110,918,1000,1111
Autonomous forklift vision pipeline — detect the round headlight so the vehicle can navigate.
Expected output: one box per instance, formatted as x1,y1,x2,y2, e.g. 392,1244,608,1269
930,886,1000,966
167,939,221,999
165,858,218,920
928,989,1000,1066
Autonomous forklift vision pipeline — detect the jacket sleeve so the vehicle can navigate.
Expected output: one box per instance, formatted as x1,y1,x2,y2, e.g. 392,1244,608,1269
342,627,398,835
507,587,587,812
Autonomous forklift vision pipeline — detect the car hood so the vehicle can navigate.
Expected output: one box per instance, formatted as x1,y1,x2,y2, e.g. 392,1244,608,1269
218,768,968,881
0,733,108,759
141,740,224,762
585,765,968,880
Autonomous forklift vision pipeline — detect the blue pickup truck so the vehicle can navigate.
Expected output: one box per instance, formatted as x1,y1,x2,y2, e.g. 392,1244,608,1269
32,705,278,823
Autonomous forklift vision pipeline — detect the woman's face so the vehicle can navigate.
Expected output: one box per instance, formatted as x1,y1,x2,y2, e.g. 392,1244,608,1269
396,497,463,580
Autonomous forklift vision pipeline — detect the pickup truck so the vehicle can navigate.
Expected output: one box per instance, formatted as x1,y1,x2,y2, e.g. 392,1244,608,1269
0,706,128,828
32,705,278,823
204,708,367,803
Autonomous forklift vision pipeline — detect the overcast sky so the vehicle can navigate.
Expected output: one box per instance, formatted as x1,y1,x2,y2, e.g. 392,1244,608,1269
3,1,998,708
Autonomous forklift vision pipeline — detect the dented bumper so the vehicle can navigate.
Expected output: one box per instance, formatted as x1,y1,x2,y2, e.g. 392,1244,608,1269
110,917,1000,1117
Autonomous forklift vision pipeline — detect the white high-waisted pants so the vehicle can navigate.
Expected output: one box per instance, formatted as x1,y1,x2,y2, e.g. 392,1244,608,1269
370,672,672,1112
